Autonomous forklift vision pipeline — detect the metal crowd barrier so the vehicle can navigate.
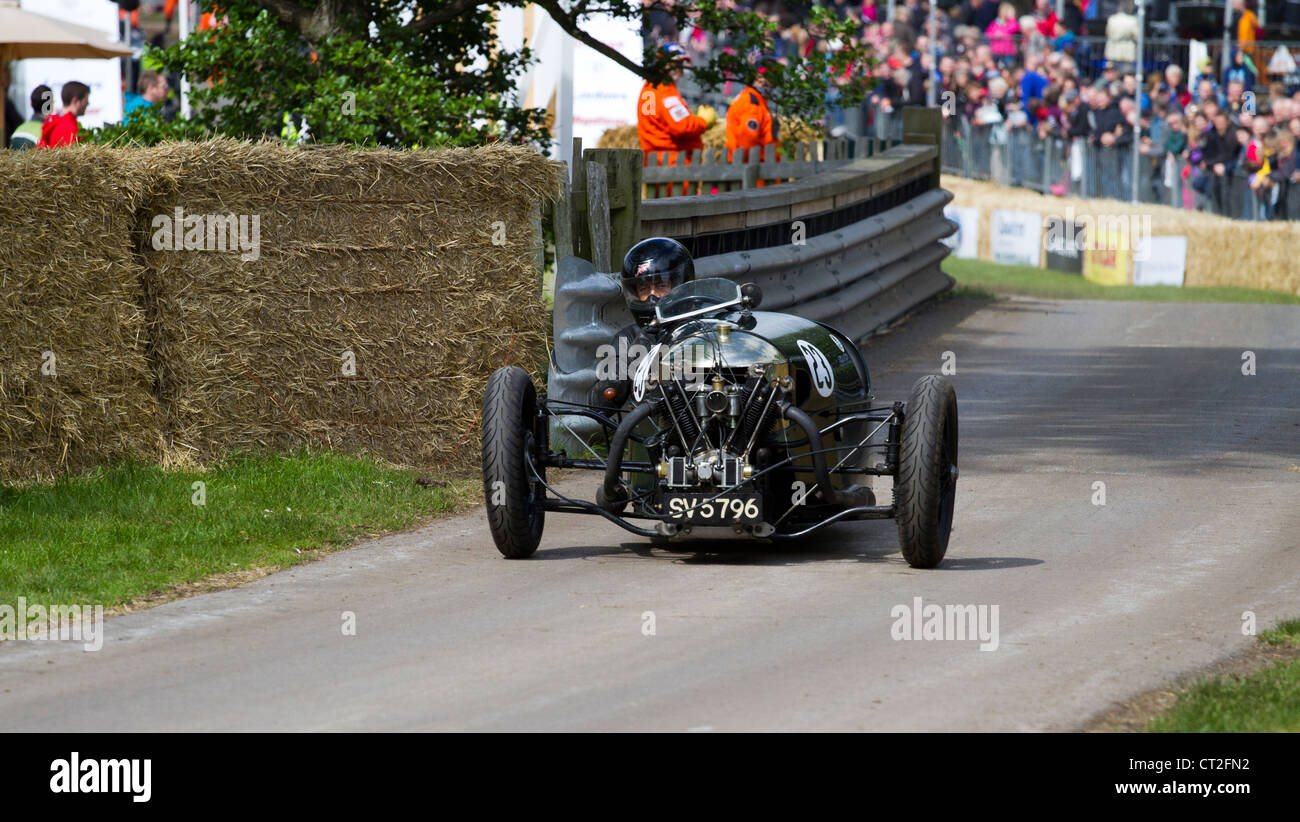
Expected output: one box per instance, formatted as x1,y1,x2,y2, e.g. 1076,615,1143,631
941,114,1300,221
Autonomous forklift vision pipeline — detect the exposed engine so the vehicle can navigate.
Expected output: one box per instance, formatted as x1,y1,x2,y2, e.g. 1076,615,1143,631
648,353,789,491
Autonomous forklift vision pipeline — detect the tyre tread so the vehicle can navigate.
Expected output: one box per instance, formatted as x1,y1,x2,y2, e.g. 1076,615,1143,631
481,366,543,558
895,375,957,568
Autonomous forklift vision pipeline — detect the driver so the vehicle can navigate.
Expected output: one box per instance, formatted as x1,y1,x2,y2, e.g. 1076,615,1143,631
590,237,695,408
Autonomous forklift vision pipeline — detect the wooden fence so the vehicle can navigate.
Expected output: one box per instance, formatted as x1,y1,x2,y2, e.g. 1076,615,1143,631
543,134,907,275
639,137,899,198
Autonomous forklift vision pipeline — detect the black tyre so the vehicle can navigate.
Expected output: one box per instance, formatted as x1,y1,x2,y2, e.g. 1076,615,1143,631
895,375,958,568
482,366,545,558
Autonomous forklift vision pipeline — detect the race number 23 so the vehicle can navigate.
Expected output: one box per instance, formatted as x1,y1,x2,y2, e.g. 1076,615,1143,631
796,339,835,398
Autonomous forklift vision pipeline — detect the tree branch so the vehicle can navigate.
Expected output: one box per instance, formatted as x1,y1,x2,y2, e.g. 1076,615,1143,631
249,0,364,41
249,0,654,82
532,0,651,81
408,0,490,33
249,0,314,31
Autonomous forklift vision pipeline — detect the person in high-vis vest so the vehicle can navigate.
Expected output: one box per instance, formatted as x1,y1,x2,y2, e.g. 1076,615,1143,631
637,43,716,196
726,67,781,186
8,85,51,151
725,70,776,163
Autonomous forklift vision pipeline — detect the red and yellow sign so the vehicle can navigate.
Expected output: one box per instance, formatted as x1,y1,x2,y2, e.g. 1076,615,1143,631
1082,227,1131,286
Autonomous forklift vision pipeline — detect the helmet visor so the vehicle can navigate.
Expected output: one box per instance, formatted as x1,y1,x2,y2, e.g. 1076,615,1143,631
625,266,677,307
635,275,674,302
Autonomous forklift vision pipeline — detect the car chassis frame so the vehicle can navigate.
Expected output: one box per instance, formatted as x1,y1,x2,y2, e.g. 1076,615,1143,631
525,395,910,540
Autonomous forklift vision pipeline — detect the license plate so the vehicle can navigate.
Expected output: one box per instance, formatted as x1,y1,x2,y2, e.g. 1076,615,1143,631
664,493,762,525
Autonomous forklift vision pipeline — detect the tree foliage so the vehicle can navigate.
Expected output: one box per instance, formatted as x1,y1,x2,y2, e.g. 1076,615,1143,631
89,0,873,148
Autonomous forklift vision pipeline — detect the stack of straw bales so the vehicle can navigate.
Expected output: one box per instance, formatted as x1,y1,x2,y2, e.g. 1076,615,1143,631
0,140,561,481
0,146,163,480
138,140,560,472
943,175,1300,295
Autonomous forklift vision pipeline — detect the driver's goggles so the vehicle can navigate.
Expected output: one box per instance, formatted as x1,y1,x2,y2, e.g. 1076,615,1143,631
636,277,673,301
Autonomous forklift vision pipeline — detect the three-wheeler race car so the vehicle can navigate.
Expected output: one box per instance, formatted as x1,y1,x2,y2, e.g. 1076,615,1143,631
481,277,958,567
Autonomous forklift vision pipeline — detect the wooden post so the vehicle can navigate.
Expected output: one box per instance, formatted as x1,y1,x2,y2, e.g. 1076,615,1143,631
582,148,642,263
902,107,943,189
902,107,942,146
531,200,544,284
570,137,589,262
585,160,612,273
553,163,574,261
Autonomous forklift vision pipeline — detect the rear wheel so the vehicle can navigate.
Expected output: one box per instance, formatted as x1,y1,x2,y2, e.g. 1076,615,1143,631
895,375,958,568
482,366,545,558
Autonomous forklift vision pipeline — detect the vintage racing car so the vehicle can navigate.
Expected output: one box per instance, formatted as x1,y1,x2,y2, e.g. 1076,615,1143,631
481,277,958,567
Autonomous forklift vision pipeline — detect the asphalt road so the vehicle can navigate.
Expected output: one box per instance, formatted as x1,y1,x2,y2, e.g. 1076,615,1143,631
2,297,1298,731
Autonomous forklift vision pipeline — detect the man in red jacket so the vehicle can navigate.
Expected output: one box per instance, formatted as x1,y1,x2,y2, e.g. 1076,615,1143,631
638,43,715,196
37,81,90,148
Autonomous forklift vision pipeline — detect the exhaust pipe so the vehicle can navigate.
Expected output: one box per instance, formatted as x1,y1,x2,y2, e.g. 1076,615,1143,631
600,400,657,506
779,402,845,506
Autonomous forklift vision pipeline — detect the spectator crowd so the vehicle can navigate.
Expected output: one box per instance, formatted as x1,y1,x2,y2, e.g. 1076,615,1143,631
647,0,1300,219
7,1,1299,217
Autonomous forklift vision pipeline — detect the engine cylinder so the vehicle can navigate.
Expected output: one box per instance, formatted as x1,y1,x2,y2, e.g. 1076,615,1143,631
737,382,776,448
661,381,700,447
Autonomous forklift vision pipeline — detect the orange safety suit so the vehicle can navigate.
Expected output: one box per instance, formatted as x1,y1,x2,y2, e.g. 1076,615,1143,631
726,85,780,186
638,81,708,196
725,85,775,162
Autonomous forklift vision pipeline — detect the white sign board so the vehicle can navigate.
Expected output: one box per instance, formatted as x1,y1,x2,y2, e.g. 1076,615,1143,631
1188,39,1209,84
1268,45,1297,75
941,206,980,259
1132,235,1187,287
990,209,1043,267
570,15,643,149
10,0,124,129
497,6,567,161
498,7,642,162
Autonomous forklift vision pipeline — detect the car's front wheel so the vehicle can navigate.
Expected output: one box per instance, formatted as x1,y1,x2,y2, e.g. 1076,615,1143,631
481,366,545,558
895,375,958,568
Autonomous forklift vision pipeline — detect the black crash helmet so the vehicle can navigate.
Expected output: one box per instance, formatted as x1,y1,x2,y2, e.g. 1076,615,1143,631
620,237,695,326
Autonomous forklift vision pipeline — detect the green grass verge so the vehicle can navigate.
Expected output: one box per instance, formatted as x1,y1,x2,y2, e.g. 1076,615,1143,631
943,257,1300,304
1259,618,1300,646
0,452,475,609
1146,619,1300,732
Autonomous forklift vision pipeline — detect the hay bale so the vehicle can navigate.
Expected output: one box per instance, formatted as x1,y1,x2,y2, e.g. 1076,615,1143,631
597,125,640,150
778,117,824,144
137,140,561,475
942,175,1300,294
597,122,727,151
702,122,727,149
0,139,560,482
0,145,163,481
